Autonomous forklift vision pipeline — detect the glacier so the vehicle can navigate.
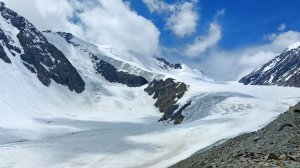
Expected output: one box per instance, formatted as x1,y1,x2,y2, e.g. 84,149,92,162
0,3,300,168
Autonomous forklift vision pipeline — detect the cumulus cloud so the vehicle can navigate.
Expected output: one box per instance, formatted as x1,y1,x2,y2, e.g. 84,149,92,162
77,0,160,56
2,0,160,56
193,30,300,80
185,23,222,57
143,0,199,37
166,1,199,37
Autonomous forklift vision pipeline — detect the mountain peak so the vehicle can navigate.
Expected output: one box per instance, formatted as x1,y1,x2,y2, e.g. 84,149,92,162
155,57,182,70
0,3,86,93
240,44,300,87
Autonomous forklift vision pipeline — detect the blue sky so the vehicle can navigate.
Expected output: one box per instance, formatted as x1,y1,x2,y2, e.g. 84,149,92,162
126,0,300,80
130,0,300,50
4,0,300,80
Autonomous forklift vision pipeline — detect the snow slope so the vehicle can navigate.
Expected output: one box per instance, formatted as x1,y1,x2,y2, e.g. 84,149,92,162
0,4,300,167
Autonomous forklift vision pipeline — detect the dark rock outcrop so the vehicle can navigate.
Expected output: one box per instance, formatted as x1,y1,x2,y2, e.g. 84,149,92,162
144,78,189,124
171,102,300,168
55,31,77,46
95,60,148,87
0,3,85,93
240,45,300,87
155,57,182,70
0,44,11,63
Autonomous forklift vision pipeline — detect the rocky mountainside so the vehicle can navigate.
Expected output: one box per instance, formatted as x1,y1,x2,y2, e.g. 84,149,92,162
1,2,300,167
0,2,85,93
44,31,165,82
43,30,213,124
172,102,300,168
144,78,190,124
0,0,207,125
240,43,300,87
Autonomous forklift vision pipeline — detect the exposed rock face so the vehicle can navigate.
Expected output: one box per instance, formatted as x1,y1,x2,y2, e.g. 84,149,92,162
155,57,182,70
0,27,21,57
0,3,85,93
0,44,10,63
240,44,300,87
144,78,189,124
48,31,165,82
50,31,150,87
171,102,300,168
95,60,148,87
56,31,74,44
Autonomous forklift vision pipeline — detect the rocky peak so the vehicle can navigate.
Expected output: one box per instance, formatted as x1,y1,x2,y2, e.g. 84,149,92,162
0,4,85,93
155,57,182,70
239,43,300,87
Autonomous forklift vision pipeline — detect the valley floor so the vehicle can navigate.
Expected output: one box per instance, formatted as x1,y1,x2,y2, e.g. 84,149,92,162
1,72,300,168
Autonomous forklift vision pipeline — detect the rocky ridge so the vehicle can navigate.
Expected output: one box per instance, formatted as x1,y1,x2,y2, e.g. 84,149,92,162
144,78,190,124
171,102,300,168
46,31,165,82
95,59,148,87
0,2,85,93
155,57,182,70
240,43,300,88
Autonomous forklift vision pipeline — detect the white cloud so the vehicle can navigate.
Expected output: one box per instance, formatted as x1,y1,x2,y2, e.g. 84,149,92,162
77,0,160,56
192,30,300,80
278,23,286,31
2,0,82,35
185,23,222,57
166,1,198,37
142,0,171,13
143,0,199,37
269,30,300,47
2,0,160,56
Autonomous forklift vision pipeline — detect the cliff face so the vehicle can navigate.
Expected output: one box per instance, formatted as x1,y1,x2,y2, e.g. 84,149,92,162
144,78,190,124
95,60,148,87
171,102,300,168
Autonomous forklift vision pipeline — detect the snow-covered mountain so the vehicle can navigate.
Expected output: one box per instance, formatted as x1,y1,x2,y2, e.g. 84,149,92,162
0,2,85,93
42,30,215,124
1,2,300,168
240,42,300,87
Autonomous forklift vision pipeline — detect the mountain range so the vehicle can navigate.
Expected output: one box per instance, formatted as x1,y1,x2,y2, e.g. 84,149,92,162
0,2,299,168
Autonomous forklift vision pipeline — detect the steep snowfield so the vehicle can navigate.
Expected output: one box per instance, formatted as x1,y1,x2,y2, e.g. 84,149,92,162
1,32,300,168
